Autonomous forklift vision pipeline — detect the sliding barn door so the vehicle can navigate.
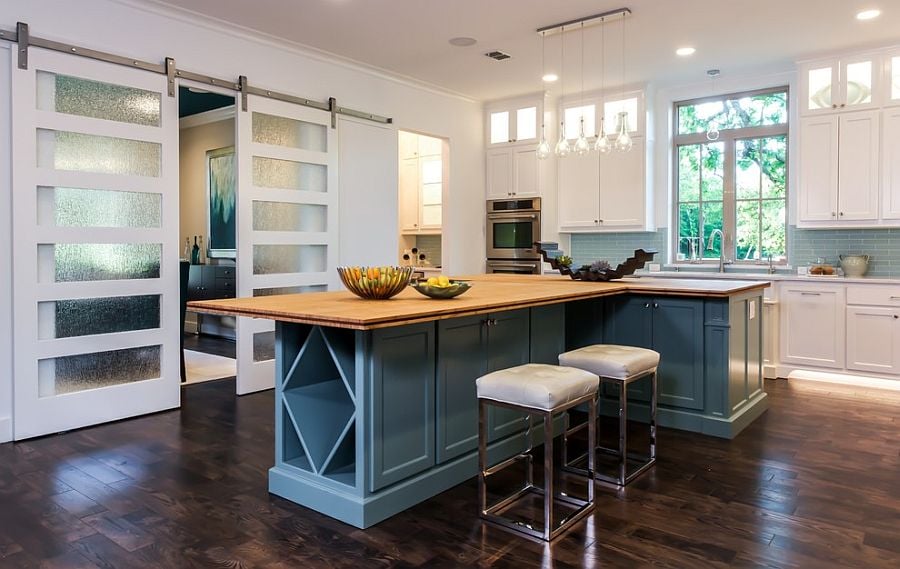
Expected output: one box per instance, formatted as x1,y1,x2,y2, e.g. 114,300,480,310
11,48,180,439
235,96,338,394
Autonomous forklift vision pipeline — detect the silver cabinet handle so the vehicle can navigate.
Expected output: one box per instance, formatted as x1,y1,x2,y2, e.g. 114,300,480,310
889,296,900,300
644,302,651,308
800,292,821,296
653,302,659,309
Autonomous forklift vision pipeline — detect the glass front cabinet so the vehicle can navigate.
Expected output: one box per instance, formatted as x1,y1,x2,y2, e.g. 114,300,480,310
799,54,881,115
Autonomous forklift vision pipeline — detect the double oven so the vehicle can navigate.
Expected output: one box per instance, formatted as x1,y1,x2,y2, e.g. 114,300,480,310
485,198,542,274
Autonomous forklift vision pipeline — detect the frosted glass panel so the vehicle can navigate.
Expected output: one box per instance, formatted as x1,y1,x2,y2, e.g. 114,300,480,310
39,295,160,339
253,244,326,274
37,129,161,177
845,61,872,105
38,186,161,228
564,105,596,139
808,67,833,110
38,345,161,397
36,71,161,127
253,285,327,296
252,112,327,152
253,331,276,362
516,107,537,140
43,243,161,282
253,201,327,232
422,205,442,226
490,111,509,144
253,156,327,192
893,57,900,100
604,98,639,133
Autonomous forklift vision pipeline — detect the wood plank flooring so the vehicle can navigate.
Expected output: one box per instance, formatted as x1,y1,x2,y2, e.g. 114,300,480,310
1,378,898,568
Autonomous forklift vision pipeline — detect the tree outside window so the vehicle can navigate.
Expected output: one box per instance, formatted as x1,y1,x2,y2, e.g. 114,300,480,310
675,89,788,263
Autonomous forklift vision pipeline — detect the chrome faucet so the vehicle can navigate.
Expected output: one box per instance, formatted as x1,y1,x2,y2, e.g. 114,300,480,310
707,229,731,273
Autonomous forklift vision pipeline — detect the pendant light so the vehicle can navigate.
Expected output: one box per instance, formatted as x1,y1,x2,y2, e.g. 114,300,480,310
706,69,721,141
536,32,551,159
573,22,591,155
594,16,611,154
614,11,633,152
554,28,571,157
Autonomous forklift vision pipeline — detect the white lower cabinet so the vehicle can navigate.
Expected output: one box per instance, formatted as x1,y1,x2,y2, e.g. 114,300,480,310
780,285,845,369
846,306,900,374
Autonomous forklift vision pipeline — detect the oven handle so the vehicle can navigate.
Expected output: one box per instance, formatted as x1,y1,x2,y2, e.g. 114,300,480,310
487,212,539,220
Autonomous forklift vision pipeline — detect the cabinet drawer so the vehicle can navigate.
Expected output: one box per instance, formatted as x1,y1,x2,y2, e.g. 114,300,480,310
215,266,235,279
215,278,235,294
846,285,900,306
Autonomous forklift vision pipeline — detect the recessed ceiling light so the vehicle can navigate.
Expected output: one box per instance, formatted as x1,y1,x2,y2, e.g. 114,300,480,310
676,47,696,57
542,73,558,82
449,37,477,47
856,9,881,20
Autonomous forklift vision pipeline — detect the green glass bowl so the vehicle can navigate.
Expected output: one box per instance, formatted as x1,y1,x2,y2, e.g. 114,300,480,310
409,280,472,299
337,266,414,300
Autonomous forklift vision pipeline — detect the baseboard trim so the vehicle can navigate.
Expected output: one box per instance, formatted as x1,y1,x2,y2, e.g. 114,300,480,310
0,416,12,443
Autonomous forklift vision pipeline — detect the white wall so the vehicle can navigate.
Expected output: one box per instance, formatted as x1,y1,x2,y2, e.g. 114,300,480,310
0,43,12,443
179,116,235,253
0,0,485,438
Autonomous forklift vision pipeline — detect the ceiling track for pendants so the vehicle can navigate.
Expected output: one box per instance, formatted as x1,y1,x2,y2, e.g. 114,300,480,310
0,21,392,126
536,7,631,35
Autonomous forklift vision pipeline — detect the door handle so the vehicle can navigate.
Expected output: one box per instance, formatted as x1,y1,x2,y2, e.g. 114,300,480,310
653,302,659,309
644,302,651,309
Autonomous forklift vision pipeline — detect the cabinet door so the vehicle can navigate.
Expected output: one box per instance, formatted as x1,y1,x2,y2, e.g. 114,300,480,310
398,130,419,160
603,296,654,402
436,316,487,463
369,323,436,491
798,115,839,222
888,51,900,107
846,306,900,374
652,298,705,411
839,55,879,111
801,60,840,114
512,146,540,197
398,157,419,232
780,286,845,369
558,152,600,229
881,107,900,219
598,136,645,227
486,148,512,199
486,309,531,441
837,111,879,221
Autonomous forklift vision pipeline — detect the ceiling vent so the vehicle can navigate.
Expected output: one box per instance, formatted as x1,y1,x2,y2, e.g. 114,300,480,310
485,51,511,61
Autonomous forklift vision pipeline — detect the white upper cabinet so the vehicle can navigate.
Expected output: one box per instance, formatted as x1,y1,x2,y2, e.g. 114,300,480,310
557,89,652,233
484,97,543,199
882,106,900,219
798,111,879,226
399,132,444,234
800,54,880,115
487,101,540,146
888,51,900,106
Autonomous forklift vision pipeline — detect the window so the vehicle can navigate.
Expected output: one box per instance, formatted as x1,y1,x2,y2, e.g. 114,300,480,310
564,104,596,140
674,88,788,263
490,111,509,144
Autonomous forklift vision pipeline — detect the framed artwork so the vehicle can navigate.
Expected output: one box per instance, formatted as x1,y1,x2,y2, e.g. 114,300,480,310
206,146,236,258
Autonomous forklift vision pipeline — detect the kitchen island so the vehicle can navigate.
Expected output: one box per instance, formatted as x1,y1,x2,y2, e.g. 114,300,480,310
190,275,768,528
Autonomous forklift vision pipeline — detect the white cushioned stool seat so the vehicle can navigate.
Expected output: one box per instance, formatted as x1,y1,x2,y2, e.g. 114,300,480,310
559,345,659,380
476,363,598,411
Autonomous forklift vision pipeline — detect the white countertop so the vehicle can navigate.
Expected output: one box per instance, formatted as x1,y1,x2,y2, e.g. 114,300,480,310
544,269,900,285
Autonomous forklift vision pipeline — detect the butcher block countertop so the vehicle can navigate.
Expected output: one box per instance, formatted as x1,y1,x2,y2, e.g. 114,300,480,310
189,274,767,331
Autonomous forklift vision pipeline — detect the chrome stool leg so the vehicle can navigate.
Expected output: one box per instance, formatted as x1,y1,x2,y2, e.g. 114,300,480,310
618,381,628,486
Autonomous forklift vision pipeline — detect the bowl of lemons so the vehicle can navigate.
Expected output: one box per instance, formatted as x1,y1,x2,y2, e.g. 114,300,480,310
336,266,414,299
410,275,472,299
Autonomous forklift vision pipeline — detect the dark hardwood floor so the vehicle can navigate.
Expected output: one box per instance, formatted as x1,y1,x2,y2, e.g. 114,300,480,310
183,332,236,359
1,378,898,568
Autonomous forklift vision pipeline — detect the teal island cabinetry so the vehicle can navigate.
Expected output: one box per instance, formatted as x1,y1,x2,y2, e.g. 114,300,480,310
190,276,768,528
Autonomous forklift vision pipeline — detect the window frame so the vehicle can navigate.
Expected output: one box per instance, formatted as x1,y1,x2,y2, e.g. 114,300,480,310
671,86,790,266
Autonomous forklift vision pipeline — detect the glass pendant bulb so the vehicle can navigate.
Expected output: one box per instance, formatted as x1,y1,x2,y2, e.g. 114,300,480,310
536,130,551,160
554,122,571,157
574,118,590,155
595,118,612,154
614,111,633,152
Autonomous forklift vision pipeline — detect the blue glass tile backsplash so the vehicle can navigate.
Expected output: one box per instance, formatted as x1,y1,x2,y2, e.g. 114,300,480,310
571,226,900,277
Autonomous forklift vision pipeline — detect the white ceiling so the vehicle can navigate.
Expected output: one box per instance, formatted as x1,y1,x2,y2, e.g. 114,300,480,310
155,0,900,101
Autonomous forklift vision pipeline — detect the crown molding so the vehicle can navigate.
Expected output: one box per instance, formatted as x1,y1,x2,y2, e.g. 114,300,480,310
110,0,480,104
179,105,235,130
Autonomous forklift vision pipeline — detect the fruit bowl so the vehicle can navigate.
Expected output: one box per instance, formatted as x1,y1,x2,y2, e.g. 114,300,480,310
336,266,414,300
410,278,472,299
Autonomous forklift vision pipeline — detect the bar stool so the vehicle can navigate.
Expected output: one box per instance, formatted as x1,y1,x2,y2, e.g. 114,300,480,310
559,345,660,486
476,363,599,541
